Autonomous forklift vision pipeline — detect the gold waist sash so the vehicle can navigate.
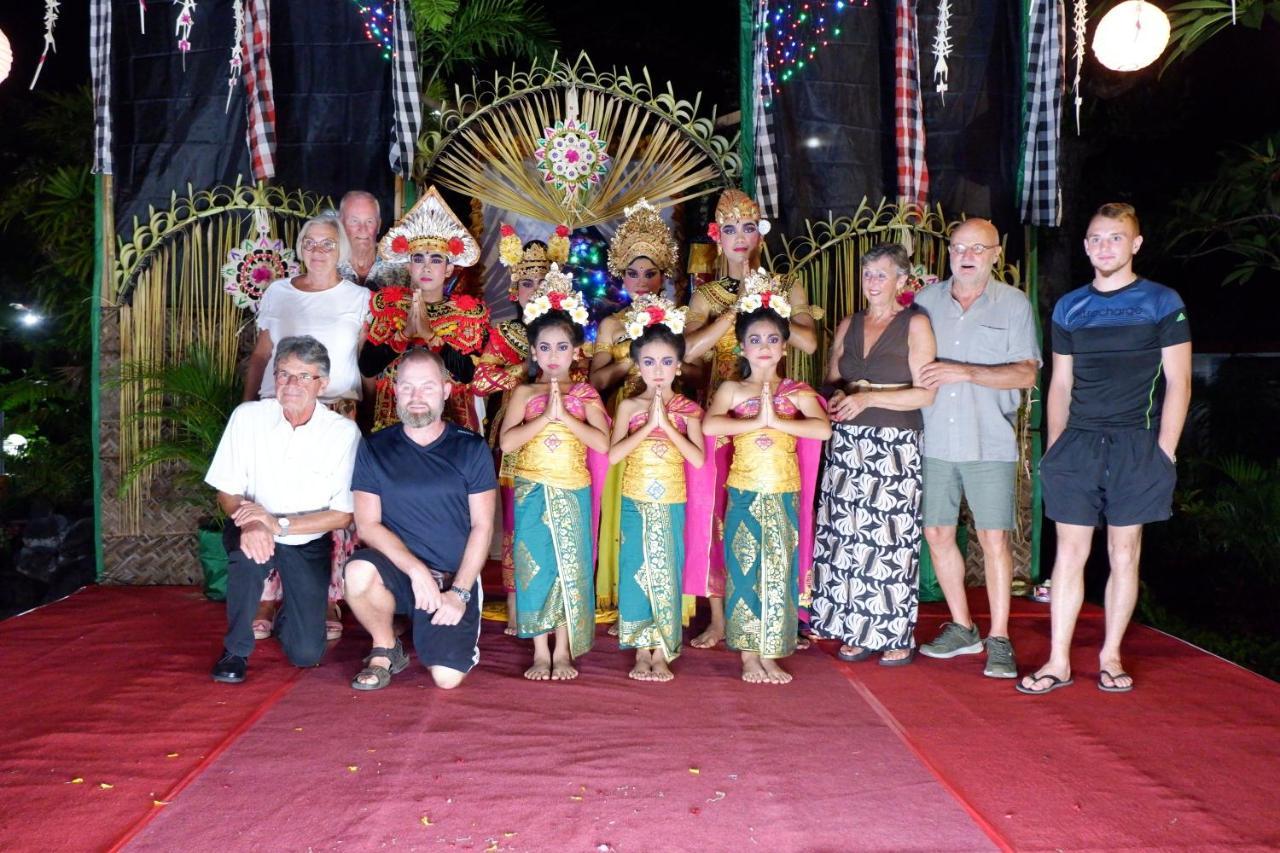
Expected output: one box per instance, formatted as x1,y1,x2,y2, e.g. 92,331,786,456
727,429,799,493
621,437,686,503
514,422,589,489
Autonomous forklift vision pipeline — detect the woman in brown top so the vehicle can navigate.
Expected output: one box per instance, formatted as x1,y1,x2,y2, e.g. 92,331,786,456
809,244,937,665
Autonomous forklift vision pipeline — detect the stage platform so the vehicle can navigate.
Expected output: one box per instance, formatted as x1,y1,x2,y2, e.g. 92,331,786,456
1,585,1276,851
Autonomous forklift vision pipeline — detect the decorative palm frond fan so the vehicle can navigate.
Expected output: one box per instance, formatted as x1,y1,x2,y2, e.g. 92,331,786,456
416,51,740,225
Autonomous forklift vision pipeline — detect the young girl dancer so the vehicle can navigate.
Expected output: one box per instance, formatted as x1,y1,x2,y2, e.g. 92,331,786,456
703,272,831,684
607,296,706,681
500,268,611,681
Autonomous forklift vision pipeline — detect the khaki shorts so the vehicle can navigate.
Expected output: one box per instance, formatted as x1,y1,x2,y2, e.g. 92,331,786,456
922,457,1016,530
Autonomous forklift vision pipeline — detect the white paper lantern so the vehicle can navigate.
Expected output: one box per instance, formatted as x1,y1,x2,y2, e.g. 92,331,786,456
1092,0,1171,72
0,29,13,85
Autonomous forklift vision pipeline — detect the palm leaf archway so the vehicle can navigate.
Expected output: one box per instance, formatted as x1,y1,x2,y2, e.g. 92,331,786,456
415,52,740,225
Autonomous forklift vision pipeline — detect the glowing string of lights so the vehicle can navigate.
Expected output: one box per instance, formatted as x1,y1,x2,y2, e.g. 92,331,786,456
765,0,862,85
351,1,396,61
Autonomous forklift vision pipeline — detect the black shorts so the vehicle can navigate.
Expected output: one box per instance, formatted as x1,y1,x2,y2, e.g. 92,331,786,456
346,548,483,674
1040,428,1176,527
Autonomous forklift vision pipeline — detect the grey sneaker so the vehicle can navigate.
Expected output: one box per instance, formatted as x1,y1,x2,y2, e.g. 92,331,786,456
919,622,983,659
983,636,1017,679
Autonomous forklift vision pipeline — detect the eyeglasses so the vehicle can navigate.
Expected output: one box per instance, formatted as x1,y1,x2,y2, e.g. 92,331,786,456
949,243,994,256
302,239,337,253
274,369,321,385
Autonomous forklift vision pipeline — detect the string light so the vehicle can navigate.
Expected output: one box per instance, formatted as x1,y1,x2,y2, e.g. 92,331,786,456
350,1,395,61
765,0,863,87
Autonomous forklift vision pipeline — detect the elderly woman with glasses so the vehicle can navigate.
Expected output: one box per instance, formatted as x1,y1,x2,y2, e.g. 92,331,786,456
245,213,372,412
243,212,372,643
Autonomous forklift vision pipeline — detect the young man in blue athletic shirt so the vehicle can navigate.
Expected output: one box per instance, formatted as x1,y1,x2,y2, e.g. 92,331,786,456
1018,203,1192,696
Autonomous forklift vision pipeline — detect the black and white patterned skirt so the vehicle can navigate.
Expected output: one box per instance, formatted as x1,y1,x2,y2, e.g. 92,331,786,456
809,423,922,650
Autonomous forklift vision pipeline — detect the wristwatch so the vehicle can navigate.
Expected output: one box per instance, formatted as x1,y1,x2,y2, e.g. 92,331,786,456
276,516,291,534
449,585,472,604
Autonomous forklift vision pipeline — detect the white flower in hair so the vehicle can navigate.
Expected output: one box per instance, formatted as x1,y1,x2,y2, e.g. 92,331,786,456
737,268,792,318
621,294,688,340
522,263,590,327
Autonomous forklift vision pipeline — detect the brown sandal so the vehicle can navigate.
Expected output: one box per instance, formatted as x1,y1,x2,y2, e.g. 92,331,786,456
351,640,409,691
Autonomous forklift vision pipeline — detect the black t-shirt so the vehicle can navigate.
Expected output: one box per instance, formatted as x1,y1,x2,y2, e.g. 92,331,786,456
1051,278,1191,431
351,422,497,571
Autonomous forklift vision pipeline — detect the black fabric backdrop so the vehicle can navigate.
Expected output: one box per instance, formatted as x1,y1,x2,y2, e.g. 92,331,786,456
772,0,1023,240
111,0,396,237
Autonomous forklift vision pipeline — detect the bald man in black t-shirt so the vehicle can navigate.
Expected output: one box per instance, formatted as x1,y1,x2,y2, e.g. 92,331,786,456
344,349,497,691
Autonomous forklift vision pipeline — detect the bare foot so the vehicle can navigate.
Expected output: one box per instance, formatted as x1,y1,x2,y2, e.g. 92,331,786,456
761,657,793,684
648,654,674,682
505,593,518,635
607,622,620,637
551,653,579,681
504,624,519,636
629,649,653,681
691,623,725,649
795,634,812,651
524,653,552,681
881,648,911,663
741,653,771,684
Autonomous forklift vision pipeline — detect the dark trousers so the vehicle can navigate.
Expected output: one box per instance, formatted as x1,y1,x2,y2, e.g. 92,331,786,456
223,522,332,666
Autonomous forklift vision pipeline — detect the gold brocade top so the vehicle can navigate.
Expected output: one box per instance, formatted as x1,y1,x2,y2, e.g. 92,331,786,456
725,379,815,494
694,278,746,397
513,382,603,490
620,394,702,504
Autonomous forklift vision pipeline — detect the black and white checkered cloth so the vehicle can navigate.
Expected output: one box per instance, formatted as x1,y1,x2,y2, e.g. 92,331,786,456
389,0,422,178
752,0,779,218
1020,0,1064,226
90,0,113,175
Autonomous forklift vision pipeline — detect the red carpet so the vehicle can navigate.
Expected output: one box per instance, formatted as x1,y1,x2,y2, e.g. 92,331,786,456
0,587,309,852
825,598,1280,850
1,586,1277,851
125,621,995,851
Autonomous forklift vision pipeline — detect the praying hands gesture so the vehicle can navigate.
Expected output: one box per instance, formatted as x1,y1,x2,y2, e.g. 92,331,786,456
758,382,776,429
406,289,442,348
647,390,670,435
546,378,565,422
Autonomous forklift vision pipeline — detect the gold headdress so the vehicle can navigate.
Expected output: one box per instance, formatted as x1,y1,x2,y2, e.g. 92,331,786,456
622,294,688,340
378,186,480,267
708,189,771,240
736,268,792,318
498,223,571,299
522,264,590,327
607,199,678,278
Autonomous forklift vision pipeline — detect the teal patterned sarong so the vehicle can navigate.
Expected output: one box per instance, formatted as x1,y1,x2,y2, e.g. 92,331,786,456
617,497,684,660
513,477,596,658
723,486,799,658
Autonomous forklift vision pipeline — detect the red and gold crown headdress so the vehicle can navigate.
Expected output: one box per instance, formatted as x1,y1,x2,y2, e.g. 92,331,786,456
622,294,687,340
378,186,480,267
498,223,571,299
736,268,792,318
706,188,771,242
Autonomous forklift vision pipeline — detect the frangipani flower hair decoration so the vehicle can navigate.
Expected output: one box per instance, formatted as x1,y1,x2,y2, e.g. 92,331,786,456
522,264,590,327
736,268,792,319
622,294,687,340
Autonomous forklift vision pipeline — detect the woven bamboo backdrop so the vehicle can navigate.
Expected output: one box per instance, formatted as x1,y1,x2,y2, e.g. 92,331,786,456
769,200,1038,585
102,181,330,584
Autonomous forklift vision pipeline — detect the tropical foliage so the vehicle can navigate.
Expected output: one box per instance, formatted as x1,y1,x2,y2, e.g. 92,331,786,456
409,0,557,104
1163,0,1280,70
117,346,242,522
1166,133,1280,286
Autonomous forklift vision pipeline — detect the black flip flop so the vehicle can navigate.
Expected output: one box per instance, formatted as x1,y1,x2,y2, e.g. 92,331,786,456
879,648,916,667
837,645,875,662
1015,673,1075,695
1098,670,1134,693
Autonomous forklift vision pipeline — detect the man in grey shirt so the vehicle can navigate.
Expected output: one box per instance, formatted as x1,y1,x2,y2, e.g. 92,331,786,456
912,218,1040,678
